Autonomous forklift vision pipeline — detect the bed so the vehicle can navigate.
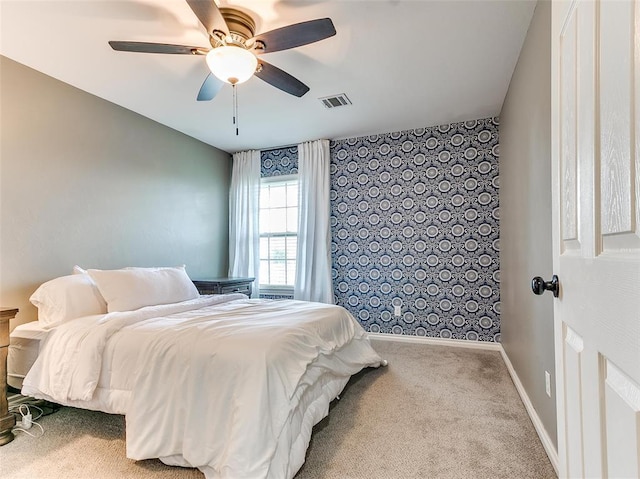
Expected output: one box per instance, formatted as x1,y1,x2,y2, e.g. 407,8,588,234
12,266,383,479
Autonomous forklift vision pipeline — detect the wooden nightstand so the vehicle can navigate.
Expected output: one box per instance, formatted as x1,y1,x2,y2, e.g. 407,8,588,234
192,277,254,298
0,308,18,446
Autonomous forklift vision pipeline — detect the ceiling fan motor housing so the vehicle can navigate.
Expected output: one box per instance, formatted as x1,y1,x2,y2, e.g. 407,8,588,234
215,8,256,46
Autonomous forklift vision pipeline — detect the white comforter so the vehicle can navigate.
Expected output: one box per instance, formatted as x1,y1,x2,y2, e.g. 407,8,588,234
22,295,382,478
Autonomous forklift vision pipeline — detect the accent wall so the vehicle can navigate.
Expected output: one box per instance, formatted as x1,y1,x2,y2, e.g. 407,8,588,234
261,117,500,341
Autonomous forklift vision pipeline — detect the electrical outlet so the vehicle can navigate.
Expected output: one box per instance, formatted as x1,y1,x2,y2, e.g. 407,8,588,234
394,305,401,317
545,371,551,397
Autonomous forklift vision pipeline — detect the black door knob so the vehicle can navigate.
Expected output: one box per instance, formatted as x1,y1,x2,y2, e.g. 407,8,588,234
531,275,559,298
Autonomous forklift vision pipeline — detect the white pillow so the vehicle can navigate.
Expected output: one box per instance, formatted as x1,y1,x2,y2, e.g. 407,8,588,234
87,265,199,313
29,274,108,327
72,265,88,275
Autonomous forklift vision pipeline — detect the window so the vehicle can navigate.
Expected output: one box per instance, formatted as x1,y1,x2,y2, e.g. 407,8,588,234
259,176,298,287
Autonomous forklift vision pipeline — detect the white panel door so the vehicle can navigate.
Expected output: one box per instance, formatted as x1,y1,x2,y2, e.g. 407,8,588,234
551,0,640,477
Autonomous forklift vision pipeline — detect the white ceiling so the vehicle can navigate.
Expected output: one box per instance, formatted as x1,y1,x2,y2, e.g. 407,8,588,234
0,0,536,153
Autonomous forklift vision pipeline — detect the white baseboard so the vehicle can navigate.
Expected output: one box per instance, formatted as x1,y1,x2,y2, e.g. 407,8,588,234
368,332,501,351
499,346,559,476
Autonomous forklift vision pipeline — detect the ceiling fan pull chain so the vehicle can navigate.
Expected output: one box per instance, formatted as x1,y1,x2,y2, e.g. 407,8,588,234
232,83,239,136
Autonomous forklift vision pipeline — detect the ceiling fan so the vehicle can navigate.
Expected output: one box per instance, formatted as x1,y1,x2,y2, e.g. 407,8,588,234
108,0,336,101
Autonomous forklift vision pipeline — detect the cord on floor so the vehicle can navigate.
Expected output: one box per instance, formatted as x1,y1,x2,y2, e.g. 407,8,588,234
10,404,45,438
8,398,61,439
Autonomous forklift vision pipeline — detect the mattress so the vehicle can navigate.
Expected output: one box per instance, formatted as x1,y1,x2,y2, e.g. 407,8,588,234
8,321,49,390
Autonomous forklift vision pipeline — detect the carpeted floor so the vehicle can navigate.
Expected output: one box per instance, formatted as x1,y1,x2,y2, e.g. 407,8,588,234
0,339,556,479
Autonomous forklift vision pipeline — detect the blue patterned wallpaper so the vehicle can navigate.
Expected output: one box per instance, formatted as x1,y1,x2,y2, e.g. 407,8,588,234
261,146,298,178
260,117,500,342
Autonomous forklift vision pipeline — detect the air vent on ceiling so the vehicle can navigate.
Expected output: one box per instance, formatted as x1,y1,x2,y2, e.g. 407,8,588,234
319,93,352,109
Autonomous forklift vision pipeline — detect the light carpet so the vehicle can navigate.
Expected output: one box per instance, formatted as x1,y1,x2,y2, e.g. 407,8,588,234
0,339,556,478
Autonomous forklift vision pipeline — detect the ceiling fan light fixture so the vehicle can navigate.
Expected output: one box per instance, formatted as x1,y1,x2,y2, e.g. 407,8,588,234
206,46,257,85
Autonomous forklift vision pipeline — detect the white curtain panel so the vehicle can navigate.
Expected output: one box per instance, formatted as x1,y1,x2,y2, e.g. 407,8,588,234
295,140,334,304
228,149,261,298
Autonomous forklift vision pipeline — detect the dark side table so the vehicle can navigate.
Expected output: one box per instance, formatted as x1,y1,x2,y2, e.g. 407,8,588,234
0,308,18,446
192,277,254,298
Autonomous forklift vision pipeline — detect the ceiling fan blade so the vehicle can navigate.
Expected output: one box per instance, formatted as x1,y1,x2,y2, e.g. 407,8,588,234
197,73,224,101
186,0,229,36
109,41,206,55
251,18,336,54
255,60,309,97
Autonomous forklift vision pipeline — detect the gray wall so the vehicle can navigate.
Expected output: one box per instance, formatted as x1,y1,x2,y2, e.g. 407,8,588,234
499,1,556,447
0,56,231,327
